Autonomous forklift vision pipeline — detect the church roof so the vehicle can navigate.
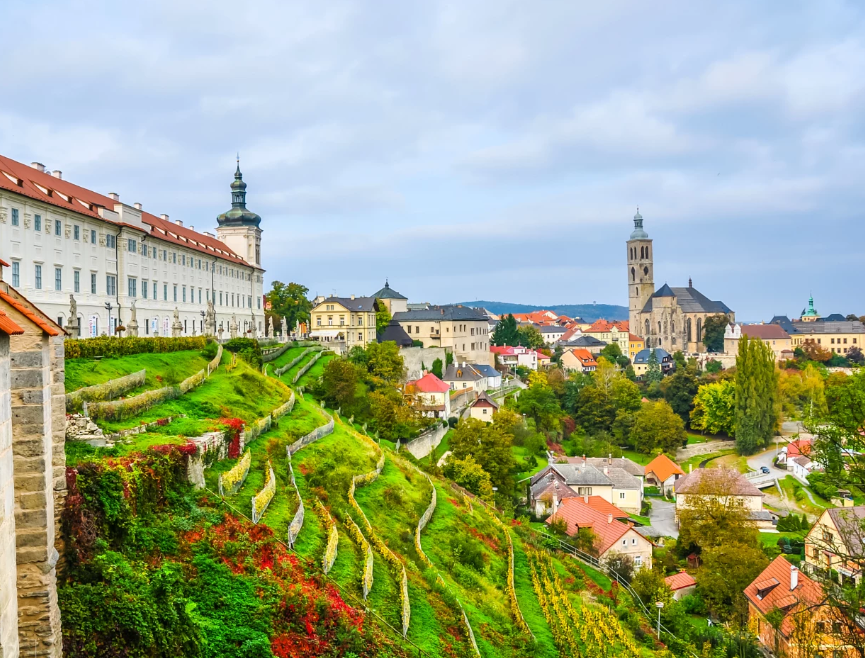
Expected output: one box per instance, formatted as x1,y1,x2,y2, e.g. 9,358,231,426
629,209,649,239
371,281,407,300
217,162,262,228
641,285,732,315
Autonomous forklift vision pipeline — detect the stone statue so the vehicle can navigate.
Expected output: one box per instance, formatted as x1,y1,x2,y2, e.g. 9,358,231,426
269,315,276,338
128,300,139,337
230,314,238,339
295,320,301,338
171,307,183,337
67,294,79,339
250,311,257,338
281,316,288,340
205,298,216,336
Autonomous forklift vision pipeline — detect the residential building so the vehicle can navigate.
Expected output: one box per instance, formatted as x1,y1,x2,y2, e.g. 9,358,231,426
583,319,630,354
778,438,812,466
513,310,559,324
538,324,567,344
536,351,552,368
530,460,643,515
791,320,865,355
558,333,607,354
393,305,491,364
724,323,792,361
644,454,685,496
632,347,673,377
309,296,378,353
370,280,408,315
673,467,774,528
406,371,451,419
803,506,865,586
545,497,653,570
469,392,499,422
790,455,821,481
746,557,853,658
471,363,502,390
0,154,265,338
627,333,645,360
627,210,734,352
377,318,413,347
490,345,539,370
560,348,597,373
442,362,485,392
665,572,697,600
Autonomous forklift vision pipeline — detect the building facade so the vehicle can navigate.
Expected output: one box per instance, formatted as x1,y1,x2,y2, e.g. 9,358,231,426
393,305,492,364
309,296,378,353
626,210,734,352
0,155,265,340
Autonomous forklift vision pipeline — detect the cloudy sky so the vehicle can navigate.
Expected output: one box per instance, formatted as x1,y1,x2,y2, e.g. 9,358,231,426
4,0,864,320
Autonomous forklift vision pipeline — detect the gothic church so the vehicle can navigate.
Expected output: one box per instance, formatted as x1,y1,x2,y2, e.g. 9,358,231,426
627,210,734,353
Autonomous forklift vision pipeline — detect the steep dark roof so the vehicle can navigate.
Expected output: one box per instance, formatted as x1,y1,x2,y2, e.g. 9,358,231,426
377,319,413,346
394,305,487,322
442,363,484,382
641,285,732,315
371,281,407,300
792,320,865,335
633,347,670,364
560,335,606,348
825,313,847,322
770,315,797,334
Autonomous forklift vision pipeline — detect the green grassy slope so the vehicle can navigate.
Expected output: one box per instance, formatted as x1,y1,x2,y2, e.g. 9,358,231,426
66,350,209,393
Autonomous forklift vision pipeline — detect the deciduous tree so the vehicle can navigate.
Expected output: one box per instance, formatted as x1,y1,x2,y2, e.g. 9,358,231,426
375,301,392,335
449,418,517,496
630,400,686,454
735,336,779,455
702,315,729,353
320,359,359,410
265,281,312,329
690,380,736,436
366,341,405,383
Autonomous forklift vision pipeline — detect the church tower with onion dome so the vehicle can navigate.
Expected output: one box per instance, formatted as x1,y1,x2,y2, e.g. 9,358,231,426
626,208,654,335
216,158,263,268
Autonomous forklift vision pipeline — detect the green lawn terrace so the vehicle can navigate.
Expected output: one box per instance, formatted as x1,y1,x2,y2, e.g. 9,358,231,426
65,349,210,395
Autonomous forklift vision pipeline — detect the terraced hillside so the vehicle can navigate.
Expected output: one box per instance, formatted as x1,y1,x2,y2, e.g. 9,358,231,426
62,339,666,658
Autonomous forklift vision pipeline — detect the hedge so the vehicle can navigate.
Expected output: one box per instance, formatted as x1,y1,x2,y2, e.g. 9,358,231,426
66,369,146,413
65,336,208,359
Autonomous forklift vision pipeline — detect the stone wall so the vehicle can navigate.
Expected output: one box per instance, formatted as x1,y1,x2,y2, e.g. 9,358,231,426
0,334,19,657
402,423,448,460
65,369,146,413
399,346,447,381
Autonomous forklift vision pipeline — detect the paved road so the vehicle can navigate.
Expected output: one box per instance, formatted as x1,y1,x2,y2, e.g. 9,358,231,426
746,443,789,482
648,499,678,539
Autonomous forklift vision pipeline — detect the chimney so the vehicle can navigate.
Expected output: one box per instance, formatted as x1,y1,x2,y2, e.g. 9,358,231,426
607,514,613,524
175,219,183,227
30,162,45,172
133,202,142,210
350,294,355,300
160,213,169,221
189,226,194,232
583,495,589,504
609,453,613,465
790,564,798,590
552,482,560,514
582,454,586,467
604,467,609,475
51,170,62,179
108,192,120,201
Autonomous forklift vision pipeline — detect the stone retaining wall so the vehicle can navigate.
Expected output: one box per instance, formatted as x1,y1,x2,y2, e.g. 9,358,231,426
65,369,146,413
403,423,448,459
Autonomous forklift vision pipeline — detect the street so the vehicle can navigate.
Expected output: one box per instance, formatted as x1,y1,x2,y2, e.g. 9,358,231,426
648,498,679,539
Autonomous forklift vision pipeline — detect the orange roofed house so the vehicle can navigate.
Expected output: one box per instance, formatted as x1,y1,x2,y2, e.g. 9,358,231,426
560,348,597,373
644,454,685,496
545,496,653,571
746,556,857,658
583,319,631,356
405,371,451,419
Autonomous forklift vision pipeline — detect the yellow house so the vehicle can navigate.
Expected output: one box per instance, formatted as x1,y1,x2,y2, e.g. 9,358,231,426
393,305,492,364
803,506,865,586
673,467,773,528
583,319,631,355
790,321,865,356
627,333,645,360
309,295,378,353
370,280,408,315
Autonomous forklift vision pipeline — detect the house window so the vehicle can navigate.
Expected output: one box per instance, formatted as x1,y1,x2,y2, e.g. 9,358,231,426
182,286,186,303
106,234,116,249
35,265,42,290
91,273,97,294
407,326,411,334
632,538,637,545
11,261,20,287
358,333,362,341
634,556,642,567
74,225,80,240
90,229,96,243
142,280,149,299
219,292,223,305
577,487,592,496
173,285,178,302
128,277,137,298
106,274,116,296
257,297,261,309
55,219,62,236
74,270,80,293
172,253,177,264
55,267,62,291
622,540,627,546
128,239,137,253
11,209,18,226
35,215,42,231
164,284,168,301
620,492,626,499
182,255,186,266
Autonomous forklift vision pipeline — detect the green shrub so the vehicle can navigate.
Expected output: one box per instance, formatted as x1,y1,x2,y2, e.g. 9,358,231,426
223,338,262,369
65,336,208,359
201,341,219,360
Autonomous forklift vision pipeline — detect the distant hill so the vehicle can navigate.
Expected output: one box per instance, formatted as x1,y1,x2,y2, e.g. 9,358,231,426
452,301,628,322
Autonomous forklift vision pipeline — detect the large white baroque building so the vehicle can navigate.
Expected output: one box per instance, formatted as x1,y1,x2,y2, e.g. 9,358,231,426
0,154,265,338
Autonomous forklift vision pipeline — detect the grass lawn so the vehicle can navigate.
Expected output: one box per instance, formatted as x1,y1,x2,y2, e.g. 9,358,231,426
776,475,828,515
628,513,651,526
513,444,547,480
619,449,652,466
65,432,189,465
296,353,334,388
759,531,804,547
686,433,708,445
679,449,736,473
705,452,750,473
65,350,209,393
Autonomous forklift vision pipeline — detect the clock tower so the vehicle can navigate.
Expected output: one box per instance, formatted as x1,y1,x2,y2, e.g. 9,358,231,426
626,209,654,337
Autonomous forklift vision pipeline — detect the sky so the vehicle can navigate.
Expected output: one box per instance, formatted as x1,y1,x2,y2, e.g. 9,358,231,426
3,0,864,321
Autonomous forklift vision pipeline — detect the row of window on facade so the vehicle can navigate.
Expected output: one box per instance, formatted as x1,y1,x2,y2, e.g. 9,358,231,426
8,208,259,282
10,262,259,309
316,315,367,326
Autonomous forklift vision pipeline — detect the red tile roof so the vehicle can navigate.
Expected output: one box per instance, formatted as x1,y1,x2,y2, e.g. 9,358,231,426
586,319,629,333
664,571,696,591
744,556,822,638
407,372,450,394
0,309,24,335
567,348,597,367
0,289,62,336
572,495,628,518
560,326,583,342
629,333,644,342
645,454,684,483
0,154,251,267
545,497,635,555
787,438,812,458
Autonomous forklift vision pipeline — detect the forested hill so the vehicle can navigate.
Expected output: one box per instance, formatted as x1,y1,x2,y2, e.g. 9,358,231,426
453,301,628,322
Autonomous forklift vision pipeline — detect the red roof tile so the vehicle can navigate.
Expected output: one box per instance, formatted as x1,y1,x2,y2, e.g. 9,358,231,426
664,571,696,591
407,372,451,394
741,324,791,340
0,289,62,336
567,348,597,367
0,154,251,267
745,556,822,638
645,454,684,482
787,438,812,458
0,309,24,335
545,498,635,555
586,319,629,333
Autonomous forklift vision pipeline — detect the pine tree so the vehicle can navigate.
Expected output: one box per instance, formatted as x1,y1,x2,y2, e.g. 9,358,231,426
646,349,663,384
735,336,779,455
491,314,519,346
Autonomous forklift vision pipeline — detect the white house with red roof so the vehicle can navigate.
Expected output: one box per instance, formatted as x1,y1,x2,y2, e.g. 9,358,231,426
406,371,451,419
469,391,499,422
664,571,697,600
0,154,265,339
490,345,548,370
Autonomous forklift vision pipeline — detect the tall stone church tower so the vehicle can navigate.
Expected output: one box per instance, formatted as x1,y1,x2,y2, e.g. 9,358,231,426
216,160,262,267
626,209,654,335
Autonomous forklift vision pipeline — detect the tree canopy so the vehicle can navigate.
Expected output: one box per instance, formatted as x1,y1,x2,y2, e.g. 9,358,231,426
734,336,779,455
265,281,312,329
702,314,729,353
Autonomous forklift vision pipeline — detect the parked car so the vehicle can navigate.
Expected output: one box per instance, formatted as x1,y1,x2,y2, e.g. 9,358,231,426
761,466,771,474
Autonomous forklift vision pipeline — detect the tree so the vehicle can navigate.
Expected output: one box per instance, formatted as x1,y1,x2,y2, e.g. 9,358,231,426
630,400,686,454
631,568,673,606
430,358,443,378
827,353,849,367
846,314,860,322
604,554,635,583
366,341,405,383
690,380,736,436
662,364,699,426
600,343,623,363
646,350,663,384
442,455,494,501
672,350,686,370
848,346,864,365
704,359,722,374
346,345,369,369
491,315,519,346
702,315,729,353
779,363,826,421
697,543,768,626
375,301,392,335
368,389,419,440
735,336,779,455
265,281,312,330
516,325,544,349
516,381,562,433
802,340,832,362
449,418,517,496
320,359,359,410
